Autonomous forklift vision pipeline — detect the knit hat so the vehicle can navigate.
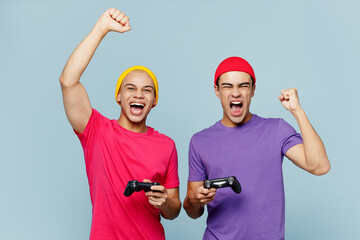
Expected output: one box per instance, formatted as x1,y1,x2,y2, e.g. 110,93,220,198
115,66,158,106
214,57,256,85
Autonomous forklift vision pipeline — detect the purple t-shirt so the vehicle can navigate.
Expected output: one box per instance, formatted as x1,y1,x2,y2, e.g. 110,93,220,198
188,114,303,240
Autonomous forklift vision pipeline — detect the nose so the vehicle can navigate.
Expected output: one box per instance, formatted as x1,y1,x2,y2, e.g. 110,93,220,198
231,87,241,98
133,89,144,98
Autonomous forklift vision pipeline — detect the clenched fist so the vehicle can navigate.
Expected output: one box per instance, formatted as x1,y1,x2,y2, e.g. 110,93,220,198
278,88,302,113
97,8,131,33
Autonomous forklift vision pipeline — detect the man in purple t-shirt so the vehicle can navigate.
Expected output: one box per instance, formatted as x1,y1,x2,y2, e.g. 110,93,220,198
183,57,330,240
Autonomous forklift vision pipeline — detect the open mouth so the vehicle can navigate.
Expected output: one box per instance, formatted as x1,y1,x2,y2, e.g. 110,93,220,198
230,101,243,116
130,102,145,115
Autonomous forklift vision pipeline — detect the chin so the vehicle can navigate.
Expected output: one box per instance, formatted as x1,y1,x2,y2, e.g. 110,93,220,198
226,111,244,124
230,117,245,125
128,115,147,124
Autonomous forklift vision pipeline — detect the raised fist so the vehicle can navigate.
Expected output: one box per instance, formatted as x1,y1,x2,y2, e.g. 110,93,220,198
98,8,131,33
278,88,302,112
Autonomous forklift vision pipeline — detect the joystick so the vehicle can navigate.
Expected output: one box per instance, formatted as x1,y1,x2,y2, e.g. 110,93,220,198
204,176,242,194
124,180,160,197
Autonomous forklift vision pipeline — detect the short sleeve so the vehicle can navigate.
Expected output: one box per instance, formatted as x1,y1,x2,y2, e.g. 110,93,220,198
278,119,303,155
74,109,108,167
75,109,102,145
188,136,207,181
163,142,180,189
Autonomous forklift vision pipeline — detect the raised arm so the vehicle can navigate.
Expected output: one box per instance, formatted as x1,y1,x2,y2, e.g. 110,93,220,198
59,8,131,133
279,88,330,175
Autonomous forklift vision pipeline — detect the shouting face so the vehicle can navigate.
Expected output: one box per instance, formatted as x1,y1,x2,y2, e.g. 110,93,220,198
116,70,156,131
215,71,255,127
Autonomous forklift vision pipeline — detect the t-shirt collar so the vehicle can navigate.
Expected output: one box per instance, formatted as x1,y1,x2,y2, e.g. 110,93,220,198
216,114,261,130
111,120,154,136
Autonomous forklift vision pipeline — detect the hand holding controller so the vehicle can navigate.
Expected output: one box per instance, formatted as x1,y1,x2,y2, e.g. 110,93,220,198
204,176,242,194
124,180,160,197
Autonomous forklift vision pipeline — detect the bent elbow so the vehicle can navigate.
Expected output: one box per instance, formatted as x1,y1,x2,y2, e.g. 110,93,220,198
183,203,202,219
59,73,79,88
59,74,69,87
311,161,331,176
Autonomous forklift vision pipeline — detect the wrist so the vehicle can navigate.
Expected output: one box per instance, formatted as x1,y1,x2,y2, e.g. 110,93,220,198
291,107,305,118
93,19,110,37
159,198,170,210
188,195,204,207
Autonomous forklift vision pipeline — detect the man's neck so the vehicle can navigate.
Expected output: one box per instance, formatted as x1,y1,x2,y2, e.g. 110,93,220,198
117,115,148,133
221,113,253,127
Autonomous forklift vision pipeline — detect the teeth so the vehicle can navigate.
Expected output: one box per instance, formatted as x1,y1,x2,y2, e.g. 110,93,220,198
131,103,144,107
231,102,242,105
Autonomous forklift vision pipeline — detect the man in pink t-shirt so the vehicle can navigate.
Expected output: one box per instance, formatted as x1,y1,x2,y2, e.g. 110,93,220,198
59,8,181,240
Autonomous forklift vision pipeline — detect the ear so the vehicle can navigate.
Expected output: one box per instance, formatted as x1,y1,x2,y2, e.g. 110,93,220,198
116,91,121,104
251,83,256,97
214,84,220,99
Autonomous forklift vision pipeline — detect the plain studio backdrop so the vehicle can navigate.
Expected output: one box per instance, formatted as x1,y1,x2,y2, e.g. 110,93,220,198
1,0,359,239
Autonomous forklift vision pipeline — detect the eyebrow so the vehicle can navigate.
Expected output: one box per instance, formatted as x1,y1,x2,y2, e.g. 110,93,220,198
221,82,250,87
124,83,154,89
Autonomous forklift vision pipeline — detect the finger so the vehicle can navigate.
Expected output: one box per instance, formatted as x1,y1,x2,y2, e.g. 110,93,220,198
198,187,215,195
120,16,129,25
125,21,131,29
200,191,216,198
283,94,290,100
197,187,209,194
116,12,126,22
200,196,215,204
148,198,165,208
143,179,152,183
201,198,214,204
148,198,159,206
290,88,297,93
151,185,165,192
148,196,166,204
147,191,166,198
112,10,121,19
279,95,287,101
109,8,116,15
197,191,216,200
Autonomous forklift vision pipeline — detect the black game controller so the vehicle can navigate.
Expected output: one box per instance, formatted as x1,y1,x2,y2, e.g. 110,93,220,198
124,180,161,197
204,176,242,194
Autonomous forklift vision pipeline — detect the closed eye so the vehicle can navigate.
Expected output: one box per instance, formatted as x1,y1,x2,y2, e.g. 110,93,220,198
221,83,233,89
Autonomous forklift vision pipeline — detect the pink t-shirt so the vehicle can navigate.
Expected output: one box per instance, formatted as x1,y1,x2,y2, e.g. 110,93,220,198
76,109,179,240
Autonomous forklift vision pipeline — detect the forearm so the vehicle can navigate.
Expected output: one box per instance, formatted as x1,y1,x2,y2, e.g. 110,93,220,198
60,21,108,87
160,197,181,220
183,195,204,219
292,108,330,174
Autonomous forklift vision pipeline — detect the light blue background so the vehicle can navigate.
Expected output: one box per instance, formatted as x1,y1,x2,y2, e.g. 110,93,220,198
1,0,359,239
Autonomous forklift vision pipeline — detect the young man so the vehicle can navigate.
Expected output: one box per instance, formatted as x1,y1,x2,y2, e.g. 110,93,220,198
183,56,330,240
59,8,181,240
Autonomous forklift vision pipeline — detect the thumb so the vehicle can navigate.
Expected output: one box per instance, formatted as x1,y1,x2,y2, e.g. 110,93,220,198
122,21,131,32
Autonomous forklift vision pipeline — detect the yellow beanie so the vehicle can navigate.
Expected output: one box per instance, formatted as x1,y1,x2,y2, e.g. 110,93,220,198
115,66,158,106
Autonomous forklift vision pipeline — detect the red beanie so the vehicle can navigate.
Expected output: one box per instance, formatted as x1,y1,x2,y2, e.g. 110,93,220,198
214,56,256,85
